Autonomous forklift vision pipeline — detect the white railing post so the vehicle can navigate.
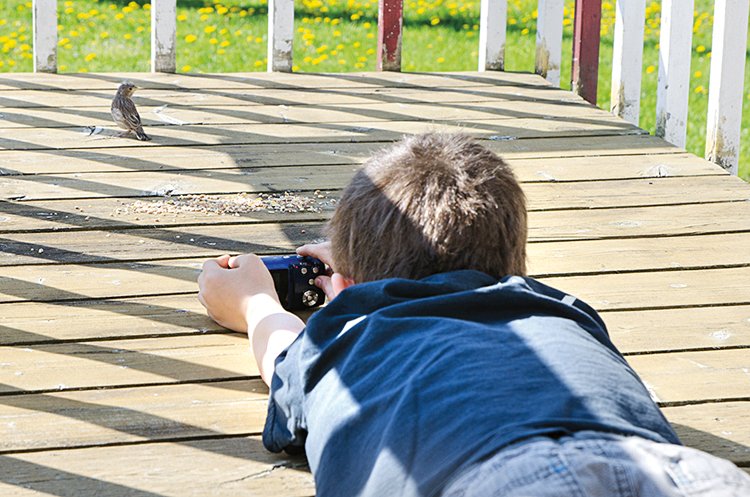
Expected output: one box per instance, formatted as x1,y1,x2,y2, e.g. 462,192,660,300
535,0,564,86
478,0,507,71
610,0,645,125
151,0,176,73
32,0,57,73
705,0,750,175
655,0,694,148
268,0,294,72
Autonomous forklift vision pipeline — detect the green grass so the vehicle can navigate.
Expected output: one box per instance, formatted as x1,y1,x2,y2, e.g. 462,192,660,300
1,0,748,178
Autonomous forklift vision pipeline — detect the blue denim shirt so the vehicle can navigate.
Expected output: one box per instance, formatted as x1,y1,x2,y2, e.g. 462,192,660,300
263,271,680,497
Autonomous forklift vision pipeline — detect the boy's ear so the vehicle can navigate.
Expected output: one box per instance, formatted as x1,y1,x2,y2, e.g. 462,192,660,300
331,273,356,297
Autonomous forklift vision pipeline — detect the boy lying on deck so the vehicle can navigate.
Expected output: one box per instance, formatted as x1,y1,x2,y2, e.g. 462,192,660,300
198,133,750,497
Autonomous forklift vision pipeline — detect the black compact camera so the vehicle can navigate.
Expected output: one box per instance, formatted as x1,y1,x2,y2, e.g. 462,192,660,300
261,255,327,311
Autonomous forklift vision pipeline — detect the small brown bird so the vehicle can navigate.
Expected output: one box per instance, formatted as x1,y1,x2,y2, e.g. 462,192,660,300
111,81,151,141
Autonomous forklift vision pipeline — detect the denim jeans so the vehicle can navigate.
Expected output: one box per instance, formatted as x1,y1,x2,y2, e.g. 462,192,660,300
443,432,750,497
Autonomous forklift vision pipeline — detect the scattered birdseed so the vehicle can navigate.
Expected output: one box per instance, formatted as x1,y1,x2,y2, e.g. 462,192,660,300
114,191,334,217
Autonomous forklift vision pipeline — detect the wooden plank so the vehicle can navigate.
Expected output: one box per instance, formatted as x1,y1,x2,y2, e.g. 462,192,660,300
535,0,564,86
605,305,750,354
0,436,314,497
628,349,750,404
0,295,220,345
0,70,549,92
1,165,739,203
610,0,645,124
0,99,608,130
5,230,750,302
377,0,404,71
32,0,57,74
478,0,506,71
530,201,750,241
530,232,750,277
151,0,177,73
0,116,644,152
665,402,750,464
0,334,257,394
656,0,694,148
0,135,682,176
543,267,750,311
268,0,294,72
0,84,583,109
0,380,268,452
705,0,750,175
571,0,601,104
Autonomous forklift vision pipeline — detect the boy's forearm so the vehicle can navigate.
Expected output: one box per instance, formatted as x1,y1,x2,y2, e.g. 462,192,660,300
246,294,306,387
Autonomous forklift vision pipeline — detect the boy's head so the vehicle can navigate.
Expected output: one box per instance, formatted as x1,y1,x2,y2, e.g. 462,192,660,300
328,133,527,282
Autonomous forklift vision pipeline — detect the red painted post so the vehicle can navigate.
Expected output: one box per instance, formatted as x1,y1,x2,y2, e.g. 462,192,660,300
571,0,602,104
377,0,404,71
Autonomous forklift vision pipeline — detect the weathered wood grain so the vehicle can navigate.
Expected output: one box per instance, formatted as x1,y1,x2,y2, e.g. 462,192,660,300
2,168,738,204
0,134,681,175
0,379,268,452
666,401,750,464
544,266,750,311
630,350,750,405
0,69,548,91
0,334,257,394
0,99,603,130
0,116,642,151
0,84,579,109
0,436,314,497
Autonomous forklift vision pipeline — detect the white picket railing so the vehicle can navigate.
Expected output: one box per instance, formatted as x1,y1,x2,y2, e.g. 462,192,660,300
29,0,749,174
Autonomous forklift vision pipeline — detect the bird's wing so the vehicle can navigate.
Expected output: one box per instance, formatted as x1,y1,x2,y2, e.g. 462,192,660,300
115,97,143,128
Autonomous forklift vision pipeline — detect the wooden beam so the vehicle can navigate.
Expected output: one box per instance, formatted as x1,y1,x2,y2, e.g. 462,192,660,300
478,0,507,71
267,0,294,72
610,0,645,124
535,0,564,85
377,0,404,71
705,0,750,175
571,0,602,104
150,0,177,73
655,0,694,148
32,0,57,73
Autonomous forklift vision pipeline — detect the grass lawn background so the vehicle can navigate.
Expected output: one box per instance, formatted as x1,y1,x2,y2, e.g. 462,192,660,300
1,0,749,179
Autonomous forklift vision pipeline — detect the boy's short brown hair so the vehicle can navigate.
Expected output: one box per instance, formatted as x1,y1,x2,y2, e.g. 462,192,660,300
329,133,527,282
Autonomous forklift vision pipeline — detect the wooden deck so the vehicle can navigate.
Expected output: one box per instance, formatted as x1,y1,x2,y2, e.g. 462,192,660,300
1,70,749,495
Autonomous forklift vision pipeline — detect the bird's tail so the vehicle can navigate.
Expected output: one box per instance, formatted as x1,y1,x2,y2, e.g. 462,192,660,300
135,128,152,141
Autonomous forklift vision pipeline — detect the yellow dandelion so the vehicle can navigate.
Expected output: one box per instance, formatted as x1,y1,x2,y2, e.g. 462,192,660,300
694,85,705,94
136,26,144,33
115,13,125,20
366,33,374,39
255,36,263,43
177,13,188,21
437,56,445,63
696,45,706,53
694,70,702,78
431,17,440,25
205,25,216,34
220,40,230,47
209,38,218,44
100,31,109,38
69,30,79,37
124,33,132,40
333,30,342,37
254,60,264,67
353,41,361,47
217,49,226,55
646,65,656,74
350,13,361,20
185,34,197,43
521,28,530,35
182,65,192,72
84,53,96,62
339,59,346,65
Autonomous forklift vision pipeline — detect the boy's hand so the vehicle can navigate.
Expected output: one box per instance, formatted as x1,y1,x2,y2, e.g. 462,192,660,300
197,253,280,333
297,241,336,300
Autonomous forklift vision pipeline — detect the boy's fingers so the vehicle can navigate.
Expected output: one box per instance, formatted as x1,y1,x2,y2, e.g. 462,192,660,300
214,254,232,268
314,275,335,301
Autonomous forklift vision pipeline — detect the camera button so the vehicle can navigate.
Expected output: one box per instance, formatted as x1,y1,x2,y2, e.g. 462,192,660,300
312,267,319,274
300,267,308,275
308,279,315,286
